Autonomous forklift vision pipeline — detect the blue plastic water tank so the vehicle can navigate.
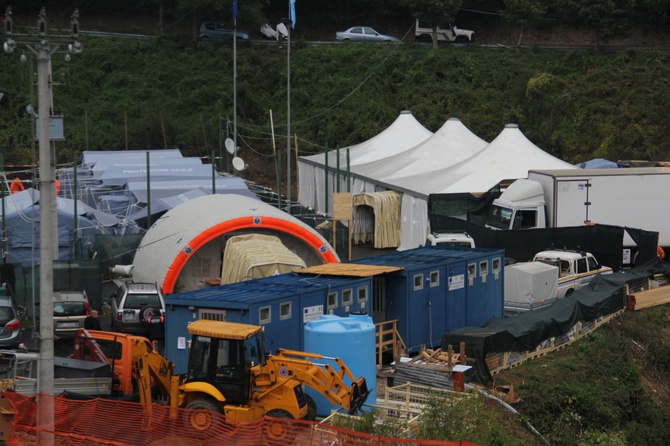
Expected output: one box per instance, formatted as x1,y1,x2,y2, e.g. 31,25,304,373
304,312,376,417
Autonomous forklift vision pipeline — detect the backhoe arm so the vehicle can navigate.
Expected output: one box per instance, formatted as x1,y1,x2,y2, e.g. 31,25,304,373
264,348,371,414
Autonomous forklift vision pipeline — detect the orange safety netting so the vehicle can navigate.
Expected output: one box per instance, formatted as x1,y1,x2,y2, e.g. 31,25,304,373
2,391,480,446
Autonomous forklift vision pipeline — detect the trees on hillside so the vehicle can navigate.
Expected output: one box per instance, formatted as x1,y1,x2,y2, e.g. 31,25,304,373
501,0,547,47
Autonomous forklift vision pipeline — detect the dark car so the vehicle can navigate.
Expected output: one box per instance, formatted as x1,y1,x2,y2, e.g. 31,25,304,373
110,282,165,336
0,295,26,348
199,22,250,41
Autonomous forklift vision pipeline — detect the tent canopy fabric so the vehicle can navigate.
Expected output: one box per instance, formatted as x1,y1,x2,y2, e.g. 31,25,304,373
220,234,306,285
297,110,432,213
390,124,576,196
576,158,621,169
353,117,488,182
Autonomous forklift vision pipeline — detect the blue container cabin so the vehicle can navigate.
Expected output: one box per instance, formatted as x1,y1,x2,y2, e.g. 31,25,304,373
350,246,505,353
164,272,375,373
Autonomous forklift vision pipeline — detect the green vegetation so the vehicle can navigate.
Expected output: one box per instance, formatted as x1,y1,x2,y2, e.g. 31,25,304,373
1,36,670,181
495,306,670,445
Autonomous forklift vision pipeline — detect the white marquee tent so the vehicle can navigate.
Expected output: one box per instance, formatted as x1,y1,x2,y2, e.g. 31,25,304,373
297,110,432,214
389,124,577,196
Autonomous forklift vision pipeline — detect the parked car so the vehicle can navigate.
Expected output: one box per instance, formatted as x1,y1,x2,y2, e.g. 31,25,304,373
335,26,399,43
198,21,250,41
53,291,91,335
110,282,165,335
0,294,25,348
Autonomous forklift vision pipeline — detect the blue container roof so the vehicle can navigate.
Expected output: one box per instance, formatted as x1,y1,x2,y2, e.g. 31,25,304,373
166,272,369,306
351,246,504,270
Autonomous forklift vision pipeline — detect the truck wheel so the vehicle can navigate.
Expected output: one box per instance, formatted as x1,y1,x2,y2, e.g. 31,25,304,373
264,409,294,443
185,398,222,431
304,394,317,421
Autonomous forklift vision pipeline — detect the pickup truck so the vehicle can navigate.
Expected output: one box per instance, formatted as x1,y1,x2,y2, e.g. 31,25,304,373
504,249,612,315
0,329,152,398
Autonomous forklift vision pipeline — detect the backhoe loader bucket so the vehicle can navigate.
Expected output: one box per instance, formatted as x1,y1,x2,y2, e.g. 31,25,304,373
348,379,371,414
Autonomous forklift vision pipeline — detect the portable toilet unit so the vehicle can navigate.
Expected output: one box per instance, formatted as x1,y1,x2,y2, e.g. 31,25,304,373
164,272,375,373
350,246,505,353
304,313,377,417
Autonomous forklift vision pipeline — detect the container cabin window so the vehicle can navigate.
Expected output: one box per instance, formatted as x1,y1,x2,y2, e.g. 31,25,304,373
280,302,291,321
479,261,488,277
413,274,424,291
492,258,501,274
327,291,338,310
342,289,353,306
357,286,368,303
259,306,271,324
430,270,439,287
468,263,476,279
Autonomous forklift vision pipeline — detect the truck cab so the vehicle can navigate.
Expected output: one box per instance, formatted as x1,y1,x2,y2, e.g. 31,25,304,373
532,250,613,299
485,179,547,231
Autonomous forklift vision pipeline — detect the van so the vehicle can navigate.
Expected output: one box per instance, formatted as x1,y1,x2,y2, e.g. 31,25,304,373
415,20,475,43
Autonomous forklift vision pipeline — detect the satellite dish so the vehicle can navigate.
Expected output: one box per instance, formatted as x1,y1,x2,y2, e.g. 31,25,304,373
232,157,247,172
225,138,235,155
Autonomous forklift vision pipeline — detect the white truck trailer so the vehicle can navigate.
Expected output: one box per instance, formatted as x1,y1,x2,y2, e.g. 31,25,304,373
486,167,670,267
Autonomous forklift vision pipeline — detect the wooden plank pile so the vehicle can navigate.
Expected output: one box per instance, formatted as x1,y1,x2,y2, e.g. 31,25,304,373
626,283,670,310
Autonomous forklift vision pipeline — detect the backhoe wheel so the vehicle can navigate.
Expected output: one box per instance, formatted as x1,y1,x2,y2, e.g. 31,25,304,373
305,394,317,421
185,398,222,431
264,409,294,443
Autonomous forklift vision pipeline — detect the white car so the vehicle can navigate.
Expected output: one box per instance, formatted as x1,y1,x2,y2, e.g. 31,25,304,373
336,27,399,43
425,231,475,247
53,291,91,334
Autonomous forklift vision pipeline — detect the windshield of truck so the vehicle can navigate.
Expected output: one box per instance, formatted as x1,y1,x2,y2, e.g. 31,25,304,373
486,205,513,230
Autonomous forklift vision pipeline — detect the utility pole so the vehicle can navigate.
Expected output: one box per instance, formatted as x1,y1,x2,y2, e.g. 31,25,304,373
3,7,82,446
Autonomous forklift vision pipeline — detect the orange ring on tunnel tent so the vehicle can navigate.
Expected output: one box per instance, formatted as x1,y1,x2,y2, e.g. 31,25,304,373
162,216,338,294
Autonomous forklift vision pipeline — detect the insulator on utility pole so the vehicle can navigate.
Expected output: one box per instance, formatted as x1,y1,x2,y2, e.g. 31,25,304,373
3,6,12,36
37,7,47,38
70,9,79,39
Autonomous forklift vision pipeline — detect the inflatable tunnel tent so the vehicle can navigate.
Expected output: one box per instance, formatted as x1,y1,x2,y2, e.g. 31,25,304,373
131,194,339,294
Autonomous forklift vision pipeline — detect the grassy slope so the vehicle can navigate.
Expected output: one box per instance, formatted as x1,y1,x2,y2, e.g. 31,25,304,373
493,306,670,445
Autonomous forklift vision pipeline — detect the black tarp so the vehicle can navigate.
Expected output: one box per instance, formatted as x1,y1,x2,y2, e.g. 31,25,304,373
427,213,658,271
442,259,670,384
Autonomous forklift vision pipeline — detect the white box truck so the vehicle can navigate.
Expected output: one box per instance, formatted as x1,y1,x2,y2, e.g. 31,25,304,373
485,167,670,267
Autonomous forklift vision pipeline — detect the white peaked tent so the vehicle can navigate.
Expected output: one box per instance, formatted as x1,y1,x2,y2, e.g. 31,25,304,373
350,118,488,249
353,117,488,182
390,124,576,196
297,110,432,214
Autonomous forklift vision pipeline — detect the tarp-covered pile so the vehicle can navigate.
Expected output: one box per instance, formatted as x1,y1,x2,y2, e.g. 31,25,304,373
443,259,670,384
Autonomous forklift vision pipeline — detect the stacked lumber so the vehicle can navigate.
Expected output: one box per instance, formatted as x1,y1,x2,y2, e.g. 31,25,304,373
408,348,460,366
626,285,670,310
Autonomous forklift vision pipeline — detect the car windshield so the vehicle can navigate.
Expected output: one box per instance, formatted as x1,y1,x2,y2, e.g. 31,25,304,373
125,294,161,309
54,302,87,316
0,307,14,325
